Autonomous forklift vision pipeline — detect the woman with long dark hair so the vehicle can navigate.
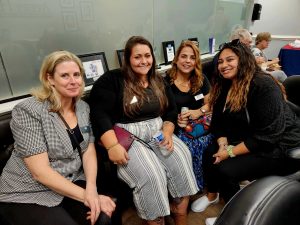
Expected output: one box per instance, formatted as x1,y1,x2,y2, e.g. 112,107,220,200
89,36,198,225
191,40,300,225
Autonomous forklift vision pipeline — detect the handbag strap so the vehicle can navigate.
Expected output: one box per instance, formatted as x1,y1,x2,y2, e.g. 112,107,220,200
117,126,154,151
134,134,153,150
57,112,82,162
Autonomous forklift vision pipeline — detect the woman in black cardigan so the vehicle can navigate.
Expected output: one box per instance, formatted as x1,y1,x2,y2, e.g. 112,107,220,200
191,39,300,225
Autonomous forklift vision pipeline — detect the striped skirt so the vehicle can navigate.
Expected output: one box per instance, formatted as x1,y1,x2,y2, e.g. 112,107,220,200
116,117,198,220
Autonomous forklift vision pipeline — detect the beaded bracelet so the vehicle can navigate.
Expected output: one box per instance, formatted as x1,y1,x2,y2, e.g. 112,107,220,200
226,145,236,158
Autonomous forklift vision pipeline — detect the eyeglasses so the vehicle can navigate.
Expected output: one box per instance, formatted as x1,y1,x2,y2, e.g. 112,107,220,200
218,39,241,50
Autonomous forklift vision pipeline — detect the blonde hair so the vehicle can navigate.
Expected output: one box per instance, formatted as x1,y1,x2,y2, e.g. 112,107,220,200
31,50,85,112
167,40,204,94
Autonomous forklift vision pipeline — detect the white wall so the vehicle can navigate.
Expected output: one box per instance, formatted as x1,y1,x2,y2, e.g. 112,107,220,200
248,0,300,58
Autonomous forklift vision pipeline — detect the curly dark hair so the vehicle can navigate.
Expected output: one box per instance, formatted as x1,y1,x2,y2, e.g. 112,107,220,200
209,40,285,112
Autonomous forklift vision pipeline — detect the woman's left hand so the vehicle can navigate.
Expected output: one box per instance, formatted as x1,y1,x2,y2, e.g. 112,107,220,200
190,109,202,120
86,195,116,223
84,185,101,224
98,195,116,217
161,132,174,151
183,109,202,120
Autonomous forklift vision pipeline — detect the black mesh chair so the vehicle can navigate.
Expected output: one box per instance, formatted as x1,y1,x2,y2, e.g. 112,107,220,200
283,75,300,107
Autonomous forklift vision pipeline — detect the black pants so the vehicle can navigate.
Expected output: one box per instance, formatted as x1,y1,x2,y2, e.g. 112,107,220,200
0,181,111,225
203,141,300,202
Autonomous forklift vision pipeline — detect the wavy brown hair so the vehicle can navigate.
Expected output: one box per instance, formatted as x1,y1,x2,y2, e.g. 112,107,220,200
209,41,285,112
255,32,271,45
122,36,168,117
167,40,204,94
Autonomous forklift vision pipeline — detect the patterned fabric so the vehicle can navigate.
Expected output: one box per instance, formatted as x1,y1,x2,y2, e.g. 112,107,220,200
116,117,199,220
164,73,212,191
251,47,267,61
0,97,94,206
177,129,213,190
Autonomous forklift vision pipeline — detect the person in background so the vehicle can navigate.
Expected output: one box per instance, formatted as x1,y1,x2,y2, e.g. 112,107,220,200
212,28,253,80
165,40,213,192
194,40,300,225
252,32,287,82
89,36,198,225
229,28,253,47
0,50,116,225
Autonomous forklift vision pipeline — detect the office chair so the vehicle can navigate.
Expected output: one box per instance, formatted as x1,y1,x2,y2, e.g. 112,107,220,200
214,172,300,225
283,75,300,107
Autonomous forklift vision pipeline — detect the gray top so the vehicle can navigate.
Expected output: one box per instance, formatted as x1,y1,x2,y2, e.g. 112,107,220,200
251,47,268,61
0,97,94,206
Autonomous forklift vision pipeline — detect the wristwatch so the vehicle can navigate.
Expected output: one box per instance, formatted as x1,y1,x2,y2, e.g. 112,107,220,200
200,108,206,114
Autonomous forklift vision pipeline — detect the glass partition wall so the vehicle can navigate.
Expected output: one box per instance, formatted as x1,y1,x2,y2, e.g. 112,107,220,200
0,0,252,101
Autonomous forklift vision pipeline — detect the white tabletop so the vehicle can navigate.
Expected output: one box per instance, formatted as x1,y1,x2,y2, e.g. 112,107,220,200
0,53,216,115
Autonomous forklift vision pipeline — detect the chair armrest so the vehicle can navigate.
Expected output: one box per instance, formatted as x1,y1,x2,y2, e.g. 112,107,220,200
287,147,300,159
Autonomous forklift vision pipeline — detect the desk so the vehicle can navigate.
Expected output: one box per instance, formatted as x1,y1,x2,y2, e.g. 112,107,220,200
278,44,300,76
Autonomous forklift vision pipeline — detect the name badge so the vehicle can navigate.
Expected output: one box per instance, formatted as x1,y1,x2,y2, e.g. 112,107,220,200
80,125,91,133
194,93,204,101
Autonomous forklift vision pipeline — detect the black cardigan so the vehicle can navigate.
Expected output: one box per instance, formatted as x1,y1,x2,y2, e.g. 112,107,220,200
210,74,300,157
88,69,178,139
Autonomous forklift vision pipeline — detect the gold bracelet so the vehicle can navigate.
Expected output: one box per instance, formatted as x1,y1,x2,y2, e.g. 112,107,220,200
106,142,119,151
226,145,236,158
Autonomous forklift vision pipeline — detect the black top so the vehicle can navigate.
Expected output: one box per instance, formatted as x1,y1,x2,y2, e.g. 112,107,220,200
67,124,84,150
210,74,300,157
137,88,161,119
165,74,211,111
88,69,178,139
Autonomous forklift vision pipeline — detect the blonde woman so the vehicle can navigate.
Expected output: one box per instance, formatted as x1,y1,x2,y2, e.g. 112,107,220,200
0,50,115,225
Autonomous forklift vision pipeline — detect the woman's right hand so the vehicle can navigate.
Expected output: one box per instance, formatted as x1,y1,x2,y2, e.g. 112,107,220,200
271,57,280,64
98,194,116,217
177,112,189,128
213,145,228,164
108,144,129,165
